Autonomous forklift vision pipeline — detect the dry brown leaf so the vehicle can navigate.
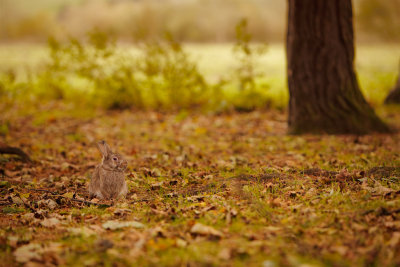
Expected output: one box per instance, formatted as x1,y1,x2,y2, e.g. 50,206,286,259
176,238,187,248
102,220,145,230
332,245,348,256
190,222,223,237
68,227,96,237
38,199,58,210
388,232,400,247
218,248,232,260
14,243,42,263
384,221,400,229
40,218,61,228
11,196,24,205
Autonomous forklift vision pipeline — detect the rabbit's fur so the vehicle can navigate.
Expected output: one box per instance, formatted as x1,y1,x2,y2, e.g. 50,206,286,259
89,141,128,200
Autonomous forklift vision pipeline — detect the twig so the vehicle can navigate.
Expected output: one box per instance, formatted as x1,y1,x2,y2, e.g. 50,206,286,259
362,207,400,216
130,198,151,204
22,187,110,207
53,195,110,207
24,187,150,206
25,188,57,195
14,192,36,212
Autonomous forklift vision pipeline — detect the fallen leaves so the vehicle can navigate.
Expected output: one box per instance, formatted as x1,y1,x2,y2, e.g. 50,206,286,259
102,220,145,230
14,243,42,263
190,222,223,238
40,218,61,228
225,206,238,224
62,192,74,199
1,110,400,266
10,195,24,205
13,242,62,265
388,232,400,247
68,227,97,237
361,179,395,197
37,199,58,210
150,182,164,190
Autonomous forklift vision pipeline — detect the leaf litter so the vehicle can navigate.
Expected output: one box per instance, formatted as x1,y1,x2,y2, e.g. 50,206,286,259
0,109,400,266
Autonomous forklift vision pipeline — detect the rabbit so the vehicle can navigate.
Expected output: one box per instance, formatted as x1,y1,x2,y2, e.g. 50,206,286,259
89,140,128,200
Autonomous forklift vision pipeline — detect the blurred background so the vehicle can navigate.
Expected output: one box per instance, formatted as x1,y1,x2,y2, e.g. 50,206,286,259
0,0,399,112
1,0,400,43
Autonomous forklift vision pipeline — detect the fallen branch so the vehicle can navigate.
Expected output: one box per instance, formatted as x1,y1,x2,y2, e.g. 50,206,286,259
55,195,110,207
130,198,151,204
362,207,400,216
0,145,32,162
25,188,56,195
23,187,110,207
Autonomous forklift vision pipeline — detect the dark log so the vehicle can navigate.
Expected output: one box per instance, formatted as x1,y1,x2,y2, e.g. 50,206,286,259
0,145,31,162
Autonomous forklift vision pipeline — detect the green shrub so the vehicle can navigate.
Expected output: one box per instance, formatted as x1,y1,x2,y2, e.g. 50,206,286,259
139,33,209,110
38,30,212,110
39,31,144,109
231,19,270,112
0,70,30,110
1,20,274,113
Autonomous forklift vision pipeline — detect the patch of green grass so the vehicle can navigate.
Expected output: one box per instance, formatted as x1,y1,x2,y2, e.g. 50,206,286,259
0,247,14,267
61,235,130,267
2,206,25,214
31,107,95,126
71,206,109,217
0,181,10,188
0,122,9,136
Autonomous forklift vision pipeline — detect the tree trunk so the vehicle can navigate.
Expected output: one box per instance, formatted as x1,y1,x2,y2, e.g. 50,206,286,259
384,74,400,104
286,0,390,134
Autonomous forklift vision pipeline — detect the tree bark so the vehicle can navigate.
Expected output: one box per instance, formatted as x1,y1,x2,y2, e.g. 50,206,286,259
286,0,391,134
384,73,400,104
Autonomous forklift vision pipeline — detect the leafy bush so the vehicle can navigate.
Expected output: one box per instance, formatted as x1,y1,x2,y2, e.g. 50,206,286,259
0,70,30,110
138,33,209,110
36,30,211,110
231,19,270,112
38,31,143,109
1,20,274,113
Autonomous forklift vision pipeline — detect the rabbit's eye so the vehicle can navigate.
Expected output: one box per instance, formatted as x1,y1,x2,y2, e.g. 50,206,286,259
113,157,118,161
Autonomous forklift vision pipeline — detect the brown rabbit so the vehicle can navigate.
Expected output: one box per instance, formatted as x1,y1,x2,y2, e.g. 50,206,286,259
89,141,128,200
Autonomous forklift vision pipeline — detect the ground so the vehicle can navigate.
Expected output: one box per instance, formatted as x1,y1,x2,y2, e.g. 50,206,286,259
1,106,400,266
1,43,400,266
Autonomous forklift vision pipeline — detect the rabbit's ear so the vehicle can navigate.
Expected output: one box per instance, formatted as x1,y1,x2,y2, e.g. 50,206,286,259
97,140,112,157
